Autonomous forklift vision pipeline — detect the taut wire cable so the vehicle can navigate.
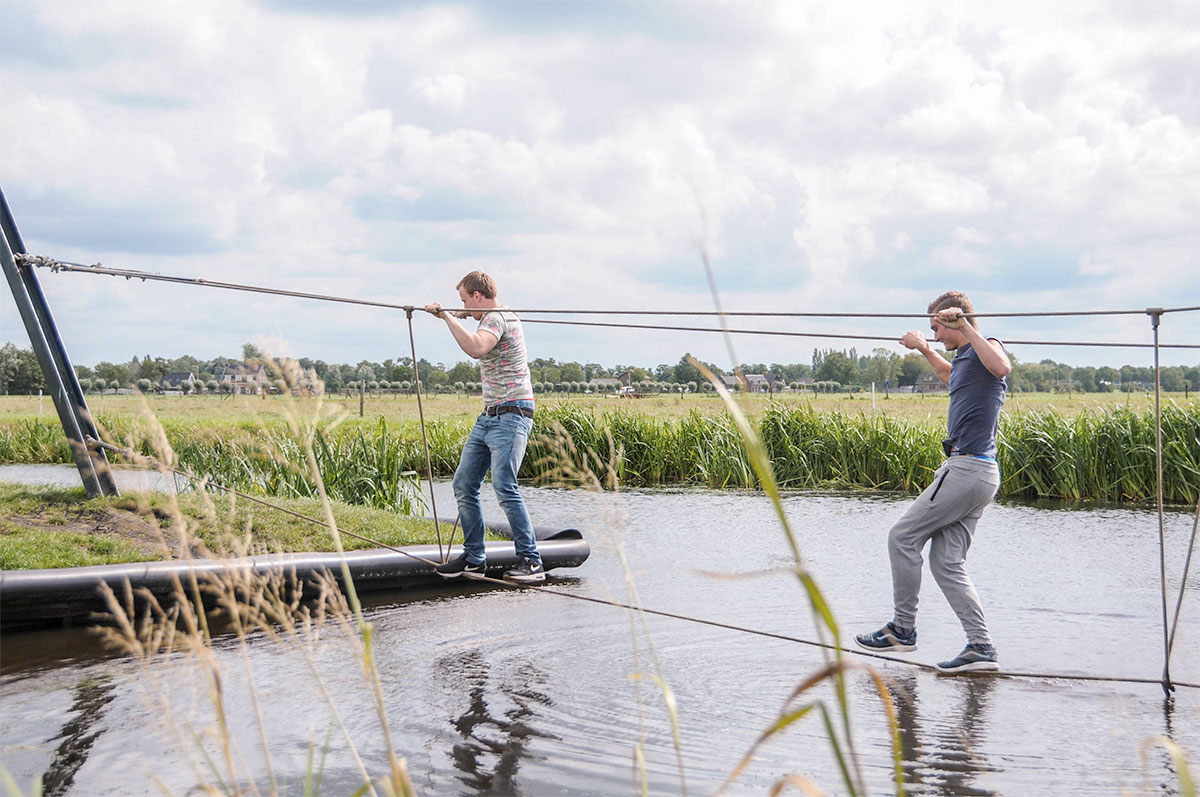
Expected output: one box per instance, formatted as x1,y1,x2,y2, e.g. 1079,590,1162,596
15,255,1200,349
1167,499,1200,660
404,308,445,562
1151,311,1173,695
82,437,1200,692
517,317,1200,349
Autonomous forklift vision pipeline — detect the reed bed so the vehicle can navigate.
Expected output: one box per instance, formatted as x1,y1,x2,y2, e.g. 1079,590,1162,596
3,403,1196,505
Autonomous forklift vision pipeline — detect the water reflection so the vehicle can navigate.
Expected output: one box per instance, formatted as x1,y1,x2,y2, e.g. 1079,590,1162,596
41,675,115,796
436,649,560,794
889,673,999,796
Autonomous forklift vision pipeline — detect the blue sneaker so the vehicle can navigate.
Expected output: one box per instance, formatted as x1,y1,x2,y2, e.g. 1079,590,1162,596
937,643,999,673
855,622,918,653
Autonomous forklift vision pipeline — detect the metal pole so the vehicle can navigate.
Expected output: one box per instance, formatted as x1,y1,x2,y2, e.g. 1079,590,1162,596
406,308,444,561
0,187,117,497
1149,308,1172,696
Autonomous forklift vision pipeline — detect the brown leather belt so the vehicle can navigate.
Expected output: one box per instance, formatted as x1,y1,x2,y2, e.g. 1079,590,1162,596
485,404,535,418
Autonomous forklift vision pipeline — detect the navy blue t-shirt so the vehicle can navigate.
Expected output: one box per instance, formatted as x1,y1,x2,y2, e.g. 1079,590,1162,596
943,341,1007,458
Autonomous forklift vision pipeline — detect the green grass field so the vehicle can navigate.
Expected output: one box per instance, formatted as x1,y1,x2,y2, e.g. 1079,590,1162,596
0,388,1186,426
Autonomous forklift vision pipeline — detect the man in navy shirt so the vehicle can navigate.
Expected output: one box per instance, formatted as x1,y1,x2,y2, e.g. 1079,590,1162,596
856,291,1011,673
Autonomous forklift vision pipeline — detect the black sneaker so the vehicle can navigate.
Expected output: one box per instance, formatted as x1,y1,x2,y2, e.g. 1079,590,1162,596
936,643,999,674
854,622,918,653
503,556,545,584
435,553,486,580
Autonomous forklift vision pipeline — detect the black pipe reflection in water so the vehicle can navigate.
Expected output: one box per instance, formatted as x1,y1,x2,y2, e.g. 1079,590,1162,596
40,674,115,797
887,673,1000,796
436,649,560,794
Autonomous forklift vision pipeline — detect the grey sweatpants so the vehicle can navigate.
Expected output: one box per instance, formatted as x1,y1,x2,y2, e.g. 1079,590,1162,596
888,456,1000,645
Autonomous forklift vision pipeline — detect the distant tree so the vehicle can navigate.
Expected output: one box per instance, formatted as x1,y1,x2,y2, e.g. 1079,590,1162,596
1160,367,1185,392
1095,366,1118,392
447,361,476,384
242,342,264,361
673,355,704,385
560,362,586,383
0,344,45,394
206,379,219,393
388,358,415,383
898,353,930,387
78,377,93,392
816,351,856,385
860,348,898,387
137,378,152,392
94,361,130,388
417,359,448,388
137,357,170,384
1073,367,1097,392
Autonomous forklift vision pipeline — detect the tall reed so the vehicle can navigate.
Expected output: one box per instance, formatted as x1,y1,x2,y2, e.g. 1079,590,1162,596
4,402,1196,504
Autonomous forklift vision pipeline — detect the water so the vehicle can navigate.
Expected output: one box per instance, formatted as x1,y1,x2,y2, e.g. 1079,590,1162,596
1,467,1197,794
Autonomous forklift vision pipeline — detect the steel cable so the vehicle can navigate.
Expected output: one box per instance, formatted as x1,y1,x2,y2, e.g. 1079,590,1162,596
16,255,1199,349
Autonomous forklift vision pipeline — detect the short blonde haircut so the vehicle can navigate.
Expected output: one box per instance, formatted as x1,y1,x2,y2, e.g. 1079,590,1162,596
456,271,497,299
928,290,977,328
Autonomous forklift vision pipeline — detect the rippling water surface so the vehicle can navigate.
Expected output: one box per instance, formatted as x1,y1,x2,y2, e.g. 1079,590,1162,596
1,467,1197,794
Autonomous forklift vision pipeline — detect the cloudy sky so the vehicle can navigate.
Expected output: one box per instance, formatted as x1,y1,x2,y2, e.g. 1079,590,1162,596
2,0,1197,372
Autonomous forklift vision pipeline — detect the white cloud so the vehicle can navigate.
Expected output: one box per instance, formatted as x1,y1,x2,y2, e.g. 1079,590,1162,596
2,0,1197,370
411,73,469,113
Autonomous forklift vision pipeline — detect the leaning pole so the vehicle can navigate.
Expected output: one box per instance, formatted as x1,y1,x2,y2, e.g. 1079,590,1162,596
0,186,117,497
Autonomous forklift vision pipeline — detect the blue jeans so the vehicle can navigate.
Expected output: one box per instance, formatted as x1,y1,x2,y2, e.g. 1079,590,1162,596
452,400,540,565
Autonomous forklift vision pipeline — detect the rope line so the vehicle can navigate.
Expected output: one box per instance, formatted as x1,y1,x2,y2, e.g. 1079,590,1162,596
519,317,1200,349
534,588,1200,690
404,309,446,562
15,255,1199,349
82,438,1197,692
1152,314,1173,694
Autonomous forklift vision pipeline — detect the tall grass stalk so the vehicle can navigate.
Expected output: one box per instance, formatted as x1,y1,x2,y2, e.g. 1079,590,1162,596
1141,735,1196,796
534,418,690,795
691,358,905,796
87,367,416,796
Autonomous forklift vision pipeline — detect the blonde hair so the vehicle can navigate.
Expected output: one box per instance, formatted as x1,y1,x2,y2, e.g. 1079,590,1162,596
456,271,497,299
928,290,977,328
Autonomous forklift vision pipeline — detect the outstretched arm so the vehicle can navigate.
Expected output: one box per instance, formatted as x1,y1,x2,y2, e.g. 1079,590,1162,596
900,330,952,384
424,303,498,359
935,309,1011,379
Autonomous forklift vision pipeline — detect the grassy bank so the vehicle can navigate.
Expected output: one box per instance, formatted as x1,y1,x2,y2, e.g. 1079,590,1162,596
0,482,456,570
1,394,1196,505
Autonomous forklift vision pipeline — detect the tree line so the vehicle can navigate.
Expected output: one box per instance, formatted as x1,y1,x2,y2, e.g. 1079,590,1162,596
0,341,1196,395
